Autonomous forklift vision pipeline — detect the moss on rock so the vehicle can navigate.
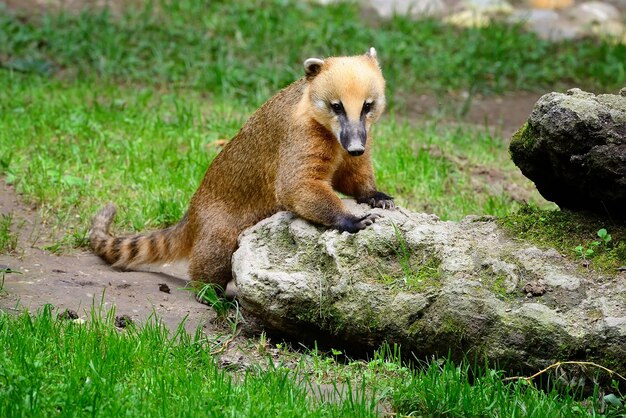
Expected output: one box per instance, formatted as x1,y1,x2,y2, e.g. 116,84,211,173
499,204,626,275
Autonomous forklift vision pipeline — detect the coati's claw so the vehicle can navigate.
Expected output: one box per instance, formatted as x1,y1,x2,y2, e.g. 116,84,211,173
359,191,395,210
354,213,381,229
334,213,380,233
377,199,395,210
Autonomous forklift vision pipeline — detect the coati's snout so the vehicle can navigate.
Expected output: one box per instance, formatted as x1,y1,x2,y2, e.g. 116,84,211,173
333,102,367,156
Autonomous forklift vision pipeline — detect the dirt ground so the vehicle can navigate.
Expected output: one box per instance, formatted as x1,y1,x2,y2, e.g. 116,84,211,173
404,91,541,139
0,180,218,333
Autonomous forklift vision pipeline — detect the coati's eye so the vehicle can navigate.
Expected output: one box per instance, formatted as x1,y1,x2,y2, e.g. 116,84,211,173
330,102,343,113
363,101,373,113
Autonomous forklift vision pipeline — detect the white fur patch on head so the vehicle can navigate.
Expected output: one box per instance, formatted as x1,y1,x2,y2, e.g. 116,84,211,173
304,58,324,78
314,99,326,110
367,47,377,59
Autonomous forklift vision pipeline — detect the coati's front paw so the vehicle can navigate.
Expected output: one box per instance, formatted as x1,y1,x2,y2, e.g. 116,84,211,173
333,213,381,233
357,191,395,209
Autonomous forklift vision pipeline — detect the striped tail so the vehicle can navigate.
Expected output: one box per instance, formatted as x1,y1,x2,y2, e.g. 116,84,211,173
89,203,191,269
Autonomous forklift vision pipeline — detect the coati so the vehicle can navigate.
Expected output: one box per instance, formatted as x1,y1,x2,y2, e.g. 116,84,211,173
90,48,394,289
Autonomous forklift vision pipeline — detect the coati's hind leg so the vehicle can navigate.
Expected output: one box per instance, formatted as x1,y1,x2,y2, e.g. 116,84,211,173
188,226,238,292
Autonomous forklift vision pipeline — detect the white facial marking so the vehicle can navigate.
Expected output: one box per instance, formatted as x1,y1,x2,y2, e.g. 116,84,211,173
314,99,326,110
332,127,341,144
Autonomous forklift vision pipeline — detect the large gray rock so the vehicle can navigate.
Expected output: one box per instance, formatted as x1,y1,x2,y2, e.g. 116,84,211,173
510,88,626,219
233,201,626,373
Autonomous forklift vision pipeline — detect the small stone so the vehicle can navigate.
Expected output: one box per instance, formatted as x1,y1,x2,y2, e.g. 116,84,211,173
463,0,513,10
115,315,133,329
366,0,447,19
58,309,79,320
159,283,171,294
445,10,491,27
568,1,620,25
512,9,582,41
620,88,626,97
522,280,548,296
566,87,591,96
444,0,513,28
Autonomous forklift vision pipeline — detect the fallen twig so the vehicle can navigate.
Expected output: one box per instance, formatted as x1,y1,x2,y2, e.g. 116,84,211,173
210,328,241,356
503,361,626,383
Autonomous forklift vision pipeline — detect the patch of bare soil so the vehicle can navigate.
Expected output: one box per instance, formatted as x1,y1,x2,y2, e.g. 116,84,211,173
402,91,542,138
0,180,215,334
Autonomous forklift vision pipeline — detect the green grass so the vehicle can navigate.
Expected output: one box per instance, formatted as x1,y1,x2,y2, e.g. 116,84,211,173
0,306,378,417
1,74,221,243
1,0,625,104
1,307,622,417
389,359,618,417
0,213,19,254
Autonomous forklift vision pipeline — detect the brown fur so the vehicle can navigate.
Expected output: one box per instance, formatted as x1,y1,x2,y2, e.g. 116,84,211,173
90,50,393,289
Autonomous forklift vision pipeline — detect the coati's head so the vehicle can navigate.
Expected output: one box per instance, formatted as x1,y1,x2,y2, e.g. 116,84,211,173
303,48,386,156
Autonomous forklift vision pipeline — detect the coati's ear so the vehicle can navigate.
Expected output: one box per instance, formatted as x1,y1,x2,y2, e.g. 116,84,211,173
304,58,324,79
366,47,381,68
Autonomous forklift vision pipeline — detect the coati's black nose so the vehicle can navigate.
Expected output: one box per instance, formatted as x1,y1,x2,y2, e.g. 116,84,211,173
348,150,364,157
